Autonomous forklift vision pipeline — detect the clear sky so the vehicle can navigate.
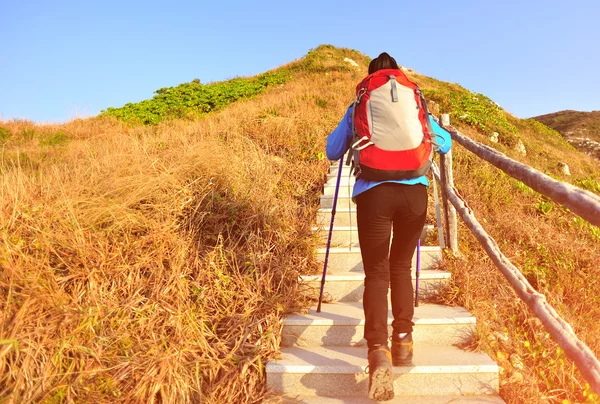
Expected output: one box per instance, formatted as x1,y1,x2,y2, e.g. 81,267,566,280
1,0,599,123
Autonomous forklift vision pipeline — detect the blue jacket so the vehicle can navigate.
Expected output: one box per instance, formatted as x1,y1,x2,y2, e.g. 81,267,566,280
326,104,452,198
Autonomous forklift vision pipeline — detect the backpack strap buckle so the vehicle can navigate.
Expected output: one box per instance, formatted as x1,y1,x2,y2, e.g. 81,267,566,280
352,136,373,151
356,88,367,103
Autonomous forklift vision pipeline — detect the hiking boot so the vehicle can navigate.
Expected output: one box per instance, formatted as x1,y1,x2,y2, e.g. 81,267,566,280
391,333,413,366
367,347,394,401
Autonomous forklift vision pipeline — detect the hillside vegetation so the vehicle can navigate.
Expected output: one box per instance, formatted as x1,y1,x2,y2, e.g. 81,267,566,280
100,70,291,125
533,110,600,160
1,45,599,403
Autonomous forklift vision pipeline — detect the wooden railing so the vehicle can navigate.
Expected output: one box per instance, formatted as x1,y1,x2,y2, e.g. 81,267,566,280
433,115,600,394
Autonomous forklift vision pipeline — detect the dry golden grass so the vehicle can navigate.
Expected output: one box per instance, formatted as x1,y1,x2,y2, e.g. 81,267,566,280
0,63,362,403
2,46,599,403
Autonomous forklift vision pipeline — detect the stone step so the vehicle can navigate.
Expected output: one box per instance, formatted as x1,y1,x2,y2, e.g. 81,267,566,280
316,207,357,227
313,225,434,248
300,270,450,303
320,194,355,209
328,164,354,177
266,345,499,398
323,183,355,197
325,180,356,190
315,246,441,272
282,303,475,347
326,173,356,184
275,394,505,403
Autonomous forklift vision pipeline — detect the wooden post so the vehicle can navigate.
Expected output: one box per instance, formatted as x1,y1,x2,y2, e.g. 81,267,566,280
432,174,446,249
439,155,450,246
440,114,450,127
439,114,459,254
438,114,451,246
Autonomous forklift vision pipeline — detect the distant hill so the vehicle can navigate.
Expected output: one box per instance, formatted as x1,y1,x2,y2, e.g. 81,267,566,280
532,110,600,159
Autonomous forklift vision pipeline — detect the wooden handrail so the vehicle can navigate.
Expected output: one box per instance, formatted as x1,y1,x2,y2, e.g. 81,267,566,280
430,113,600,393
442,124,600,227
432,162,600,394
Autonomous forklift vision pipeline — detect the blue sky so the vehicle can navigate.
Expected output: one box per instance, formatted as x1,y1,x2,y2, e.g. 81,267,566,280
1,0,599,123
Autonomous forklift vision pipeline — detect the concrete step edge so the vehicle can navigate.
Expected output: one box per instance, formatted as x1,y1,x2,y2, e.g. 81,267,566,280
267,346,498,375
312,225,435,231
320,194,354,200
315,246,441,254
300,270,451,282
275,394,506,403
318,207,357,213
284,302,475,326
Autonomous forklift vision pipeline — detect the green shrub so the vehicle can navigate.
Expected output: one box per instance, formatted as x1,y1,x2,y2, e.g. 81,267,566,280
575,177,600,193
102,70,291,125
0,127,10,143
20,128,36,142
524,118,564,140
498,132,522,148
423,88,517,136
39,131,69,147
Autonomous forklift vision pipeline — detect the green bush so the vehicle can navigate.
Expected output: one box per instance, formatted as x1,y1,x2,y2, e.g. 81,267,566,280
39,131,69,147
102,70,291,125
575,177,600,193
524,118,564,140
0,127,10,144
423,88,517,136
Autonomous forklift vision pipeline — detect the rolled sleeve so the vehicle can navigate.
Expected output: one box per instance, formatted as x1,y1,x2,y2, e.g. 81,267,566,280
429,116,452,154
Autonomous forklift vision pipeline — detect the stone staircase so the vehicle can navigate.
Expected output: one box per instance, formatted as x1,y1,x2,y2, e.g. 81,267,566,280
266,162,504,403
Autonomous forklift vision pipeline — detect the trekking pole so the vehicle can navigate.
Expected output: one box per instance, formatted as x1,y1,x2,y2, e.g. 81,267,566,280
414,239,421,307
317,158,344,313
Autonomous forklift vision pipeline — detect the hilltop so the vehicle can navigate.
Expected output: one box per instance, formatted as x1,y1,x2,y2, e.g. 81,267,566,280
1,45,599,403
532,110,600,159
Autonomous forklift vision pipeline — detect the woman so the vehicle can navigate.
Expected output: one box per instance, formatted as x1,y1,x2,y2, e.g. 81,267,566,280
325,52,452,401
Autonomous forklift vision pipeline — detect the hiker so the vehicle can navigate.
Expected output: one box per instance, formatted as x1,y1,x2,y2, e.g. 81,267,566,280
325,52,452,401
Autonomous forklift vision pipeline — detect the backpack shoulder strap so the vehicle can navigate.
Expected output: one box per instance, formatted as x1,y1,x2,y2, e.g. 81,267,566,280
416,88,434,135
345,102,359,173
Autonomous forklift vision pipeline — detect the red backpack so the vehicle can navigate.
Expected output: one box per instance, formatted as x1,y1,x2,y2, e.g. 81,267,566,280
346,68,433,181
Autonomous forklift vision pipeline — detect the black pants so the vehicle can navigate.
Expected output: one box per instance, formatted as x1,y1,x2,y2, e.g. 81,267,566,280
355,183,428,348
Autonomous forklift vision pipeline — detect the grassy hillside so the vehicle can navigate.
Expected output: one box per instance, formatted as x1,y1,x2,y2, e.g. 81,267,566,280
532,110,600,139
532,110,600,160
100,70,291,125
1,45,599,403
